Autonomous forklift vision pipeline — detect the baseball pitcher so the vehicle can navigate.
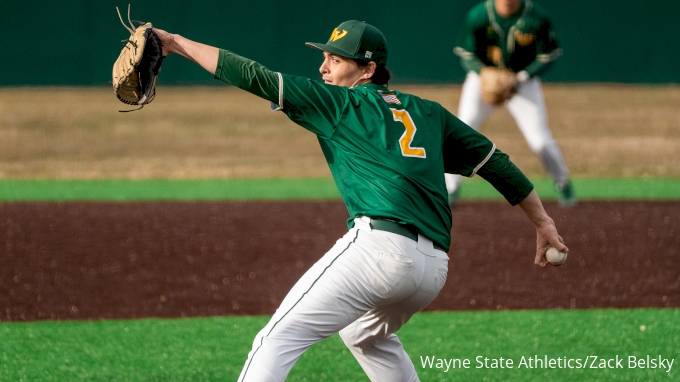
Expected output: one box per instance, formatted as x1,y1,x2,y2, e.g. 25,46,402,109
152,19,568,382
446,0,577,206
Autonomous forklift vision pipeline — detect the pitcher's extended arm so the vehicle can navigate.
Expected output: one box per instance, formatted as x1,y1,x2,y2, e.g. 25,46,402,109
153,28,219,75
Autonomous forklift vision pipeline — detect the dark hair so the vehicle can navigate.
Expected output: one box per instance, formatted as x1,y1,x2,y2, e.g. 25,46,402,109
355,59,392,86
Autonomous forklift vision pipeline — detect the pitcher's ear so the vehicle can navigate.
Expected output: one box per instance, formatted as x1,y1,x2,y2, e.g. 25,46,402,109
361,61,377,79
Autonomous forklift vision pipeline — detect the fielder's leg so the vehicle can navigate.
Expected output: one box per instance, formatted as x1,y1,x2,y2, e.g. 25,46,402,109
445,71,495,204
505,78,576,205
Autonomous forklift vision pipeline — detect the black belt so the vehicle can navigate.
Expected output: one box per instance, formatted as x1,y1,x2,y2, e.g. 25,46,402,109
368,218,447,252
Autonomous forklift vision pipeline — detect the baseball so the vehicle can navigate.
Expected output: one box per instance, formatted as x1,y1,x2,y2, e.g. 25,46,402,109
545,246,567,266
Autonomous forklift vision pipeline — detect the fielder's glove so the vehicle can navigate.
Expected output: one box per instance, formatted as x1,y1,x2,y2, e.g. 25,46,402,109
112,5,164,112
480,67,518,105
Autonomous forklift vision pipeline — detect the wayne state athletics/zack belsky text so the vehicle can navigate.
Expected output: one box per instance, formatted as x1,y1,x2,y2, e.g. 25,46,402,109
419,355,674,373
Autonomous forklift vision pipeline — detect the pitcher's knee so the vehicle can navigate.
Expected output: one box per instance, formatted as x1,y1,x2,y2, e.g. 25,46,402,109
339,324,360,347
341,322,383,350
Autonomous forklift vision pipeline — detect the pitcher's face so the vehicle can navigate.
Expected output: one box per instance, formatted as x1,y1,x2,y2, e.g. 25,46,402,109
318,52,371,88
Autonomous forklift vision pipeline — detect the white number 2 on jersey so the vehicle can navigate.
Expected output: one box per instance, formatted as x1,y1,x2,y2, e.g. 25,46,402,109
390,108,427,158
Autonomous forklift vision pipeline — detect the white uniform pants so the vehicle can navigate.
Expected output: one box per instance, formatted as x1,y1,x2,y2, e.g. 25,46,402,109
238,217,449,382
445,71,570,193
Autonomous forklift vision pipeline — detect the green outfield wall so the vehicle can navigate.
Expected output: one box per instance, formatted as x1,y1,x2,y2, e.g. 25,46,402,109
1,0,678,85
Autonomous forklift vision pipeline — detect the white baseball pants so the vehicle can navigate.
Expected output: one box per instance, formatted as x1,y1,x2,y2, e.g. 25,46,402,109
445,71,570,194
237,216,449,382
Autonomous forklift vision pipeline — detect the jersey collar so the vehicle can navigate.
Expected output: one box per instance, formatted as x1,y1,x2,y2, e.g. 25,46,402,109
355,83,389,91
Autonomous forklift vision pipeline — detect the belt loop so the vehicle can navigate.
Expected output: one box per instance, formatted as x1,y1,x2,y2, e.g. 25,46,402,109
417,233,439,257
354,216,373,231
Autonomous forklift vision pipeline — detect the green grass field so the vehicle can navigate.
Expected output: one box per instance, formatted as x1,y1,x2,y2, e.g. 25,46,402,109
2,309,677,381
1,177,679,201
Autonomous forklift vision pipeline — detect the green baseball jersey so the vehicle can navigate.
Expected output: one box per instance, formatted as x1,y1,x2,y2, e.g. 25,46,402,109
214,49,533,250
455,0,561,77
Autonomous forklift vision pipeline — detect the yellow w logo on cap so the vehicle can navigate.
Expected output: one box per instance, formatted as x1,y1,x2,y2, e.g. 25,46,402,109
329,28,348,42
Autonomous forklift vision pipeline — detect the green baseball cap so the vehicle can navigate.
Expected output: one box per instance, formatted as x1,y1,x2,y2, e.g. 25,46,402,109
306,20,388,65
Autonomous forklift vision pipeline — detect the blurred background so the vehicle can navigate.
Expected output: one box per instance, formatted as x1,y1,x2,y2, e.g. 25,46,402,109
1,0,679,86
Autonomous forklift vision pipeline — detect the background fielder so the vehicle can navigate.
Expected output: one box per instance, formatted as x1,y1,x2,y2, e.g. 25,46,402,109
445,0,577,206
153,19,568,382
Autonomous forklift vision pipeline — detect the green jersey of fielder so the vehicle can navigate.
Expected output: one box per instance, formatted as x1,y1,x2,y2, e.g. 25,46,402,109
455,0,561,75
153,18,569,382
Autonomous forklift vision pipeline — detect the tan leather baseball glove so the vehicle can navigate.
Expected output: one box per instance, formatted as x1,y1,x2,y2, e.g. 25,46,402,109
112,5,164,112
480,67,518,105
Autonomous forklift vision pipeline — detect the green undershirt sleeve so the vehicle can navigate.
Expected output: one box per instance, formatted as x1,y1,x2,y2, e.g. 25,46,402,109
476,149,534,205
213,49,280,104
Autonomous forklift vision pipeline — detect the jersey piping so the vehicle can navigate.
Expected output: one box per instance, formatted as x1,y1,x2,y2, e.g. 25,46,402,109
270,72,284,112
453,46,475,59
471,143,497,176
537,49,562,63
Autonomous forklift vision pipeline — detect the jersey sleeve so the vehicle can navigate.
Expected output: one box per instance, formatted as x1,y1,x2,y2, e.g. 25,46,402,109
442,110,533,205
523,18,562,77
442,110,497,177
214,49,346,139
475,149,534,205
454,7,485,74
214,49,281,104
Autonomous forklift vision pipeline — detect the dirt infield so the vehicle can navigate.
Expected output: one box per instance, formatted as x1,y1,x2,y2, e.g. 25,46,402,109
1,200,678,322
